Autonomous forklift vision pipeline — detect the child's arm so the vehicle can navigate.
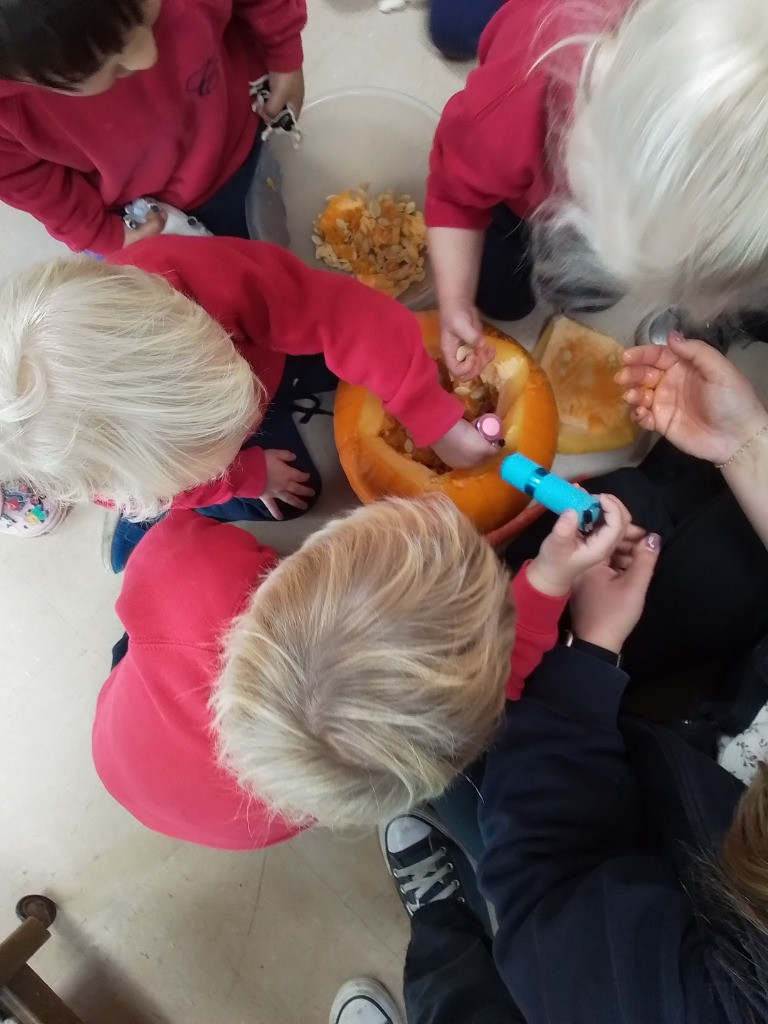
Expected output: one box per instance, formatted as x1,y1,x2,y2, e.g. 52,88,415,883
426,78,547,379
505,496,639,700
505,562,569,701
0,133,126,253
120,236,470,453
234,0,306,73
170,447,268,511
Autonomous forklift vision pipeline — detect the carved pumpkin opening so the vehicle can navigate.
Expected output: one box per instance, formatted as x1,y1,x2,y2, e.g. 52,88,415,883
380,362,499,475
334,311,560,534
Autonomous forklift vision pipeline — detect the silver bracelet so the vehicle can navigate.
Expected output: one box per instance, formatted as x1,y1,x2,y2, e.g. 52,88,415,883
715,421,768,469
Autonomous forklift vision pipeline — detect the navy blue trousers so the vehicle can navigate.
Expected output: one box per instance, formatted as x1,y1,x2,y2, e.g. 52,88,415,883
429,0,505,60
405,901,523,1023
190,132,263,240
476,205,536,322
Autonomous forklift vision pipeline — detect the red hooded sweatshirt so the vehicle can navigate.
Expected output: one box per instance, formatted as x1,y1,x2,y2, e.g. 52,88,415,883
107,235,464,511
426,0,567,231
0,0,305,254
92,510,567,850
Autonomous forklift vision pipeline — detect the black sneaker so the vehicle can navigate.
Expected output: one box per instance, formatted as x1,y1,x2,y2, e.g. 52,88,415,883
379,811,490,930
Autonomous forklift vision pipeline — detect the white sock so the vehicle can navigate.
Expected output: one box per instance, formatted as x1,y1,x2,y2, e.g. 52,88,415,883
386,815,432,853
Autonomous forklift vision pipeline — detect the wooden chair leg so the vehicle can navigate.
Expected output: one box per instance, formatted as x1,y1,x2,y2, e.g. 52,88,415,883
1,964,84,1024
0,917,50,985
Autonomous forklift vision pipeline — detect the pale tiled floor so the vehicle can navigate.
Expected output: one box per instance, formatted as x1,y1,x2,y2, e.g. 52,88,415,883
3,4,768,1024
0,4,477,1024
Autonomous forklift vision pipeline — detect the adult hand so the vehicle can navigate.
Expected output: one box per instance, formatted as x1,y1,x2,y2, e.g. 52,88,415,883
430,417,498,469
617,333,768,464
440,305,495,381
569,531,661,654
262,449,314,520
261,68,305,121
122,209,166,246
527,494,638,597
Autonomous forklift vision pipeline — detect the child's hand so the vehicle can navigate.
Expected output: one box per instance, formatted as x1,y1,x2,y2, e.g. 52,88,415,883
526,494,635,597
261,68,305,121
262,449,314,520
430,418,498,468
440,305,495,381
569,532,661,654
122,209,166,247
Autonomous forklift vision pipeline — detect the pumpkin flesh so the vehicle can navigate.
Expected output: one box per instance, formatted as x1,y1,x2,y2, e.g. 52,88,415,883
534,316,640,454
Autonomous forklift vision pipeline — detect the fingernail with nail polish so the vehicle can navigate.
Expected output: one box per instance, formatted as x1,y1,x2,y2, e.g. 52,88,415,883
646,532,661,551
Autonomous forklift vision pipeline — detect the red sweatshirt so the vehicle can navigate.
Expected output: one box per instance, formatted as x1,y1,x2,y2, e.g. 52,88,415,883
426,0,567,231
108,235,463,509
0,0,305,254
92,511,568,850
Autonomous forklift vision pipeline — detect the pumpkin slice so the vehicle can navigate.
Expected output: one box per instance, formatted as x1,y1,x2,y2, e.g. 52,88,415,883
534,316,640,454
334,311,559,534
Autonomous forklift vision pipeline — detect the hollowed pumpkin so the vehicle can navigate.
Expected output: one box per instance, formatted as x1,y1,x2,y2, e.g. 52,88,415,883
334,311,559,534
534,316,640,454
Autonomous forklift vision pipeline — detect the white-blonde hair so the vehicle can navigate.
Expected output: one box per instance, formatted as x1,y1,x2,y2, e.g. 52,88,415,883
212,497,516,832
0,257,263,519
532,0,768,320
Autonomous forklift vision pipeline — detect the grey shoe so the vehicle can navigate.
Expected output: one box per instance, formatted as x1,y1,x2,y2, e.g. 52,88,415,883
329,978,404,1024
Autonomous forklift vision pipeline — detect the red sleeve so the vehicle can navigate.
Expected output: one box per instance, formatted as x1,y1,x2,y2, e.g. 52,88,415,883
505,560,569,701
426,82,549,231
118,236,463,449
234,0,306,71
172,446,267,509
0,130,125,253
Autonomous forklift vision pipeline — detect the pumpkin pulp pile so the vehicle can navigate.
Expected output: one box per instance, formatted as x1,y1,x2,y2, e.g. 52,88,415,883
312,187,427,298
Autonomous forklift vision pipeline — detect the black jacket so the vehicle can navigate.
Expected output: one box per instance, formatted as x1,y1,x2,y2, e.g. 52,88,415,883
478,646,768,1024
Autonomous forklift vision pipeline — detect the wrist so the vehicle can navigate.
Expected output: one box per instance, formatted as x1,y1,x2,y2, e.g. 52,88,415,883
565,632,623,667
716,419,768,471
571,629,623,656
526,557,572,598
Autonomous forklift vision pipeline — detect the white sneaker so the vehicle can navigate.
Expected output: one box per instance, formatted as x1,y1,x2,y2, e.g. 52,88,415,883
329,979,403,1024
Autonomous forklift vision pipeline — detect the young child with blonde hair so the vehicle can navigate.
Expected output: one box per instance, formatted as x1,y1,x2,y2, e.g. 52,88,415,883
0,235,494,568
92,492,637,848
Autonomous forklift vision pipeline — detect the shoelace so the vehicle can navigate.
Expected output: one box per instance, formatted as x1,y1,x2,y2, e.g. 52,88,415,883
393,846,461,908
289,394,334,424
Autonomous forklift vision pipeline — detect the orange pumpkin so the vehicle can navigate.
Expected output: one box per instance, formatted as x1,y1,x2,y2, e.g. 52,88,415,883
334,311,559,534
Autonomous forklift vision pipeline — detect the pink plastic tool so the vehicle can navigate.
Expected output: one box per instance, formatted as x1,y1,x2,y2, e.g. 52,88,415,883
474,413,504,444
